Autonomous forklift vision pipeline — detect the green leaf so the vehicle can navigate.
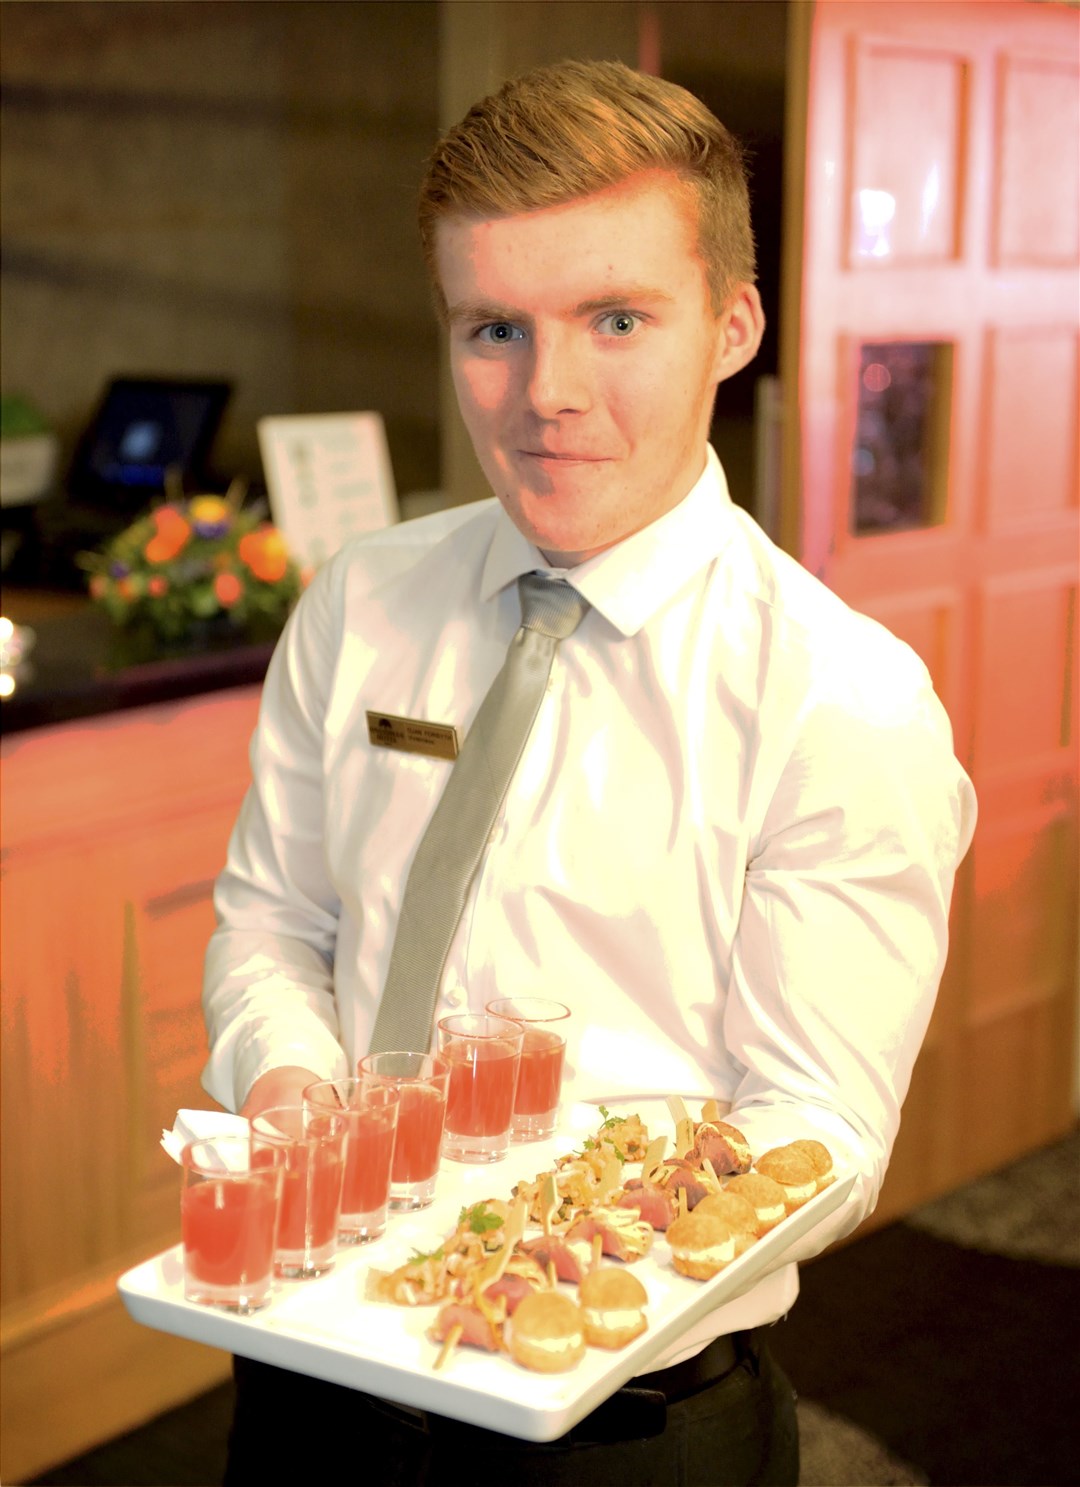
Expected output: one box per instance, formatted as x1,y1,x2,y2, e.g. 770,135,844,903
460,1202,503,1235
408,1244,445,1264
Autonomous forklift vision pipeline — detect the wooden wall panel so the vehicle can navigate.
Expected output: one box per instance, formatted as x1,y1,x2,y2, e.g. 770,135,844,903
1,1256,230,1485
0,687,261,1482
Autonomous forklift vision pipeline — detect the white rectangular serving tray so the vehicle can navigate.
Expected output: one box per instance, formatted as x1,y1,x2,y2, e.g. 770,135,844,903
119,1100,853,1442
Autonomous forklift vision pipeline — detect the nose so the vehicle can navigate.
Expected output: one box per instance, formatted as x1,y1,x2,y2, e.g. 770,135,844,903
525,328,592,419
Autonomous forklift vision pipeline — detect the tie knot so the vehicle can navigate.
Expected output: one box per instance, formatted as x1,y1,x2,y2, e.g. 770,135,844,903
517,572,590,642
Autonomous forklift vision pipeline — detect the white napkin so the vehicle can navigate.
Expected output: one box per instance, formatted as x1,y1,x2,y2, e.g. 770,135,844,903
160,1108,249,1165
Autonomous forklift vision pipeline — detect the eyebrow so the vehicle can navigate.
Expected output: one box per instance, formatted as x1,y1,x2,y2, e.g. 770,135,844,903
445,287,676,326
570,289,675,315
446,300,520,326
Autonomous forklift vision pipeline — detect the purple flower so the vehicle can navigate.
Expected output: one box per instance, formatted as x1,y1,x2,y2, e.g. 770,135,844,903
109,560,131,579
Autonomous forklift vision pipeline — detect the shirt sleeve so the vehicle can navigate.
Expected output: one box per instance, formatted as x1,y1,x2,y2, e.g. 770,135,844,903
200,557,351,1112
725,634,977,1263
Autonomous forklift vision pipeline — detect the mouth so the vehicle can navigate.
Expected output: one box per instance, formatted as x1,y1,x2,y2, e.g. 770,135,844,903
519,449,608,464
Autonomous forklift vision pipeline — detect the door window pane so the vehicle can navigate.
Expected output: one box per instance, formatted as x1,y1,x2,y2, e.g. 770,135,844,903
850,341,952,534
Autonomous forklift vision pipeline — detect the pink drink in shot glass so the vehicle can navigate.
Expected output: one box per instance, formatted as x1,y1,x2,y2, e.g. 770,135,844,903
485,997,570,1141
250,1106,348,1278
303,1078,399,1244
357,1051,450,1210
180,1135,284,1313
437,1013,523,1163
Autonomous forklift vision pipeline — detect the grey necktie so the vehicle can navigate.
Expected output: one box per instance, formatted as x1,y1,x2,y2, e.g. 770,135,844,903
368,573,590,1055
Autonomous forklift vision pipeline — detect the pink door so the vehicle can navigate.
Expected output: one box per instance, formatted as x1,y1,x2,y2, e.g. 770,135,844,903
784,0,1079,1222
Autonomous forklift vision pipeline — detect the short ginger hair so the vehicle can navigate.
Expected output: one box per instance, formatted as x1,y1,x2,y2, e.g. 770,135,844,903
418,58,756,317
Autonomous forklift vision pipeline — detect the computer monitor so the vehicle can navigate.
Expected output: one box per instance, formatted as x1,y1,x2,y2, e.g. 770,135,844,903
67,375,232,514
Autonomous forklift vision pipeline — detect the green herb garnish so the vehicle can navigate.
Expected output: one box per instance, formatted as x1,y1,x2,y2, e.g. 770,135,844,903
458,1202,503,1235
407,1244,445,1265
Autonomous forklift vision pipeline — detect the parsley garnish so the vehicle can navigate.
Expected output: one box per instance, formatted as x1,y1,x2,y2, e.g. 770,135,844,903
458,1202,503,1235
407,1244,445,1264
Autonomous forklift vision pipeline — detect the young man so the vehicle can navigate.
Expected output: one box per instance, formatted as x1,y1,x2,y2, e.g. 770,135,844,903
205,61,975,1485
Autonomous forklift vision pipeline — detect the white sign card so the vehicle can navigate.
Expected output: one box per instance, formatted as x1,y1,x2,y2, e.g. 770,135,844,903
257,412,399,570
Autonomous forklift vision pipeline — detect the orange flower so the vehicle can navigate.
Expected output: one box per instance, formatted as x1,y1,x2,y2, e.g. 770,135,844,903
89,574,107,599
147,575,168,598
118,576,140,601
238,525,289,583
214,571,243,608
145,505,191,564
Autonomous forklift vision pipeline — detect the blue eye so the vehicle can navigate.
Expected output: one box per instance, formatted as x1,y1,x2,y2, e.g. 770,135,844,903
599,312,639,337
478,322,525,344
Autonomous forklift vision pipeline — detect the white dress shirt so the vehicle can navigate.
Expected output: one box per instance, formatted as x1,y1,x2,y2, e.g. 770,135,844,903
202,448,975,1355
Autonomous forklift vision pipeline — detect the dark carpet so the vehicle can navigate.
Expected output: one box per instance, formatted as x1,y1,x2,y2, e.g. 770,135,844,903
28,1130,1080,1487
771,1224,1079,1486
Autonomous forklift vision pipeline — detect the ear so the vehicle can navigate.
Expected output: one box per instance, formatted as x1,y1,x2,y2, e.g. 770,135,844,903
711,284,765,385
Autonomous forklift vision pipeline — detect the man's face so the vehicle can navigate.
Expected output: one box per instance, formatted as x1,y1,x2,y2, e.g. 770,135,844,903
436,170,763,565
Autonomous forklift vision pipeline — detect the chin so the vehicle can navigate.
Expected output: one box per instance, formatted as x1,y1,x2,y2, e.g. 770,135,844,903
520,513,595,559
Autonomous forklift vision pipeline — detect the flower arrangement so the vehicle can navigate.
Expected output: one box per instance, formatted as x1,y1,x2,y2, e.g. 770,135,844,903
81,478,305,649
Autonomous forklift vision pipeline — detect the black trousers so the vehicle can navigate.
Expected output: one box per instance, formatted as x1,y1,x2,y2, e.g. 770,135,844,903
224,1327,799,1486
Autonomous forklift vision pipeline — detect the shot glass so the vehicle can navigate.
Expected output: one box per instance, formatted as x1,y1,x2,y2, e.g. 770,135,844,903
180,1134,284,1313
486,997,570,1142
357,1051,449,1211
437,1012,523,1163
250,1106,348,1278
303,1078,399,1244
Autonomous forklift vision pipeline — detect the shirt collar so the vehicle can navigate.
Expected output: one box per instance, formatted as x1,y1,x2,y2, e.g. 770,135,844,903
479,446,736,636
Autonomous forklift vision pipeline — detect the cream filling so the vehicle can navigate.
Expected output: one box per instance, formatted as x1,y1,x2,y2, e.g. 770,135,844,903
584,1307,643,1330
515,1331,584,1355
566,1240,593,1271
672,1237,734,1266
756,1203,786,1226
782,1180,816,1203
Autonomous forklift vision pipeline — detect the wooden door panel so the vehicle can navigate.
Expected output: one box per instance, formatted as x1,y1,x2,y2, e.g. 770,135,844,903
788,0,1079,1212
980,328,1079,530
974,571,1076,773
848,40,967,265
960,996,1077,1181
994,54,1080,266
968,805,1077,1019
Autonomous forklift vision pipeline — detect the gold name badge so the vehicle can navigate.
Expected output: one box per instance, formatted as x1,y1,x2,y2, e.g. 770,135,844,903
366,711,459,761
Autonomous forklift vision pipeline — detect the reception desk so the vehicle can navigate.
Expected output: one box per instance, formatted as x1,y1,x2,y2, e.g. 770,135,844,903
1,596,272,1482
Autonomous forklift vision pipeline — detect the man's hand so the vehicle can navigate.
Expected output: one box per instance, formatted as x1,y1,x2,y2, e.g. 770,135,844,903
240,1065,323,1120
